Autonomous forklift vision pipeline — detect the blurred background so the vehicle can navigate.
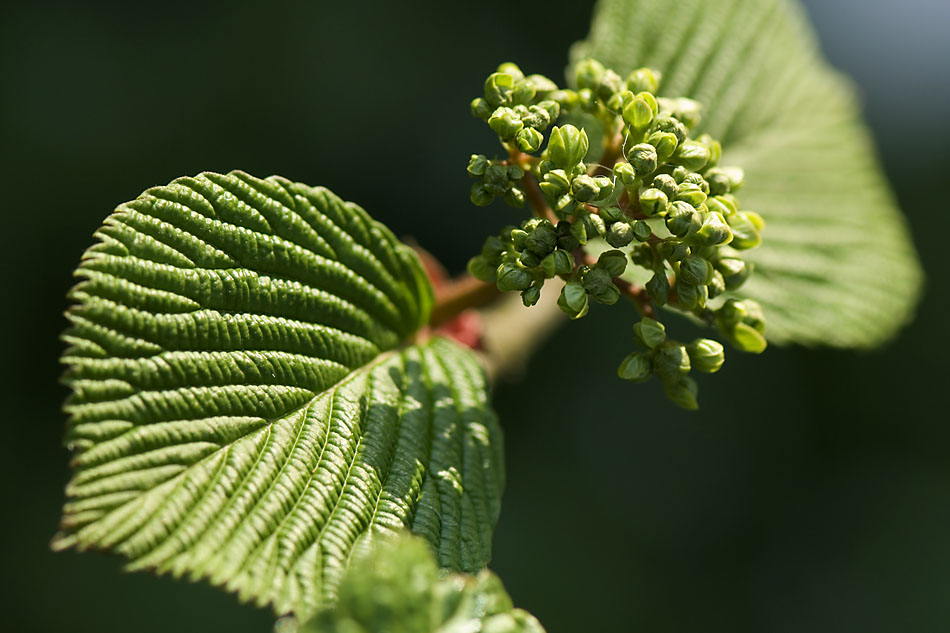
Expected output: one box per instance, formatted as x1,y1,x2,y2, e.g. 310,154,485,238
1,0,947,631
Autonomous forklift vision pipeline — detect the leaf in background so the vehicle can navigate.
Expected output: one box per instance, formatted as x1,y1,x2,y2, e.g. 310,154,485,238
291,532,545,633
572,0,923,347
54,171,504,618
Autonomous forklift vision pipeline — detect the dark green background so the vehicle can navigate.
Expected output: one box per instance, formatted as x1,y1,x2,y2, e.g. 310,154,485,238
2,1,947,631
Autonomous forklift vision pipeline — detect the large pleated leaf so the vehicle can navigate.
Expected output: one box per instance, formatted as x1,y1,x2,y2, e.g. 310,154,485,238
293,533,545,633
54,171,504,618
572,0,923,347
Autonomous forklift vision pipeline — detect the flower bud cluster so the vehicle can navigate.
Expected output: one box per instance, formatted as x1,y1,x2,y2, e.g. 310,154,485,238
618,318,726,410
465,60,768,408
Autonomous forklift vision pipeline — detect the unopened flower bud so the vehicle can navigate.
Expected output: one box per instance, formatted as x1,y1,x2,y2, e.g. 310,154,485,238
470,97,492,120
520,249,541,268
647,131,679,159
676,182,707,207
575,58,606,90
716,257,752,290
618,351,652,382
503,186,525,208
693,212,733,247
687,339,725,373
515,127,543,153
558,281,589,319
652,174,678,199
471,183,493,207
521,284,542,307
639,188,669,216
673,140,711,171
467,154,490,177
583,266,613,294
675,281,707,310
626,143,658,176
665,201,696,237
653,341,691,381
654,116,688,143
664,376,699,410
679,255,712,286
726,212,763,250
707,269,726,298
623,97,654,132
626,67,660,94
632,220,652,242
646,270,670,305
597,249,627,277
571,174,601,202
613,162,637,187
467,255,497,282
484,72,515,107
633,317,666,349
547,124,589,169
525,221,557,255
489,107,523,141
607,221,634,247
600,206,624,222
496,262,533,291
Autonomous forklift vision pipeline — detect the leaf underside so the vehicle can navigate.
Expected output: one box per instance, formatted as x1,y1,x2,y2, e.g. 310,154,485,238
573,0,923,347
55,171,503,618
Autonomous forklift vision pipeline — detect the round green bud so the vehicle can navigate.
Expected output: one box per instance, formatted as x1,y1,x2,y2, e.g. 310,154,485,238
618,351,652,382
503,186,526,208
675,281,707,310
647,131,679,159
511,79,537,106
583,212,607,238
597,69,624,101
510,229,528,250
556,221,580,251
697,134,722,168
527,74,559,94
663,97,703,129
683,173,710,192
638,91,659,116
708,166,744,192
515,127,543,153
554,193,577,219
467,154,490,177
607,221,635,248
626,67,661,94
665,201,696,237
676,182,708,207
600,206,624,222
577,87,597,111
496,262,534,291
633,317,666,349
570,217,587,245
470,97,493,120
672,166,689,184
553,249,574,275
654,116,688,143
537,99,561,122
679,255,712,286
549,89,579,110
687,339,725,373
693,211,733,247
593,176,614,201
558,281,589,319
646,270,670,305
707,269,726,298
488,107,523,141
728,322,768,354
673,140,711,171
543,169,572,191
613,162,637,187
471,183,494,207
484,72,515,107
467,255,497,282
507,165,524,180
496,62,524,80
521,284,542,307
521,105,551,131
590,283,621,305
707,172,731,196
626,143,658,176
639,188,669,216
653,341,691,382
575,58,606,91
664,376,699,410
547,124,589,169
571,174,601,202
597,249,628,278
652,174,678,199
716,257,752,291
484,163,509,189
633,220,652,242
540,252,557,278
622,97,654,131
525,221,558,255
519,249,541,268
583,266,613,294
726,212,763,250
481,235,505,261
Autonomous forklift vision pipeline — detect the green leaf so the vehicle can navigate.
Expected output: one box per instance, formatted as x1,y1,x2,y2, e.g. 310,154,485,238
291,532,545,633
572,0,923,347
54,171,504,619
